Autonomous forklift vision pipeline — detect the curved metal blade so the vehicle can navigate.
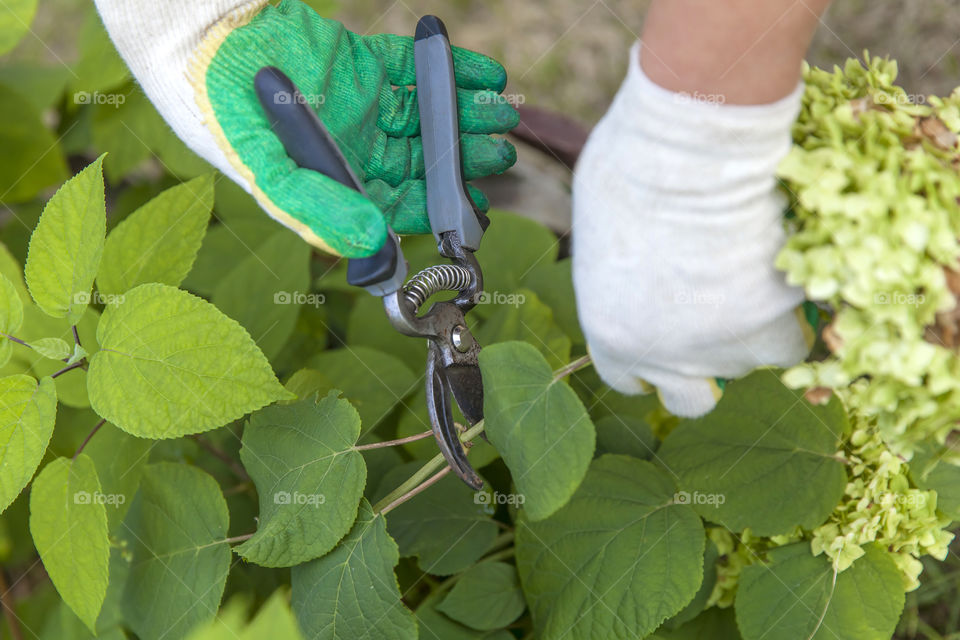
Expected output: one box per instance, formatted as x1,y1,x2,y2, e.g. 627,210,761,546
425,346,483,489
444,364,484,426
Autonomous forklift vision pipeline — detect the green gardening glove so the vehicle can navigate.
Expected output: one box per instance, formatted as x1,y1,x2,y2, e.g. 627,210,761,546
96,0,519,257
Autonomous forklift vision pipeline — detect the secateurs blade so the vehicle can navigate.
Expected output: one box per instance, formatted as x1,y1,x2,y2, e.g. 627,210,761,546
254,15,489,490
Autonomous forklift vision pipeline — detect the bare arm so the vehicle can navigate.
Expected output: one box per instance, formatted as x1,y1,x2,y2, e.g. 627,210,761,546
640,0,833,104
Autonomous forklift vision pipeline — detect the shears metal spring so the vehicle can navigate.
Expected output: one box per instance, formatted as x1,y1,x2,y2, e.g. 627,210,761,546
254,15,489,489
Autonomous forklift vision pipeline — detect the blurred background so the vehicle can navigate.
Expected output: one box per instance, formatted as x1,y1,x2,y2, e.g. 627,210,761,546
4,1,960,639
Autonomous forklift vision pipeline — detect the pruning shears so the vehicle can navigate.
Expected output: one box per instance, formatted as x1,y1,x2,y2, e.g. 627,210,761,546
254,15,488,490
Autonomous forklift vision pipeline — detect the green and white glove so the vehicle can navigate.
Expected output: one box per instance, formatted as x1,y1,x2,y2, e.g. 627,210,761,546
94,0,519,257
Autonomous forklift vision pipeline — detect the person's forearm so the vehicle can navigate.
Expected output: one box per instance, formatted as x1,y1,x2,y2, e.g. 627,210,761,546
640,0,832,104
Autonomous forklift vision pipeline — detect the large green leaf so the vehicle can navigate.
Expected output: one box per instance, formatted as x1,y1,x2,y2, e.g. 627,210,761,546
306,347,416,430
650,607,741,640
657,370,848,536
70,8,129,94
0,272,24,367
417,598,514,640
594,415,658,460
28,455,110,632
120,463,232,640
377,462,498,576
479,342,594,521
291,499,416,640
186,590,304,640
0,0,37,54
475,211,558,295
24,155,105,323
474,289,571,369
516,455,705,640
82,423,152,531
97,175,214,296
212,229,311,360
735,543,904,640
909,442,960,520
236,392,366,567
436,562,526,631
0,374,56,513
88,283,292,438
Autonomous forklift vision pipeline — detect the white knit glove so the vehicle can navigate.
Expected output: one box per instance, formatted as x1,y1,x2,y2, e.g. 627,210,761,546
93,0,263,189
572,42,812,417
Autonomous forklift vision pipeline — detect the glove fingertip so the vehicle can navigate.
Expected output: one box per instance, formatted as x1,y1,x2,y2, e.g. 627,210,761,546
451,45,508,92
655,378,723,418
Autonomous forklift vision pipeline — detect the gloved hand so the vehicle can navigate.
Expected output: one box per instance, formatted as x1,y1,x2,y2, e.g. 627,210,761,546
94,0,518,257
572,43,813,417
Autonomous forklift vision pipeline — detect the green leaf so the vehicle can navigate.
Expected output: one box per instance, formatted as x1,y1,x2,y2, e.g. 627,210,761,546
650,607,742,640
594,415,658,460
0,0,37,54
0,374,57,513
521,257,583,344
212,229,311,360
24,155,106,324
306,347,416,429
28,455,110,632
0,63,69,111
82,423,151,531
475,211,558,295
417,598,514,640
236,392,366,567
909,442,960,520
291,499,417,640
657,370,848,536
0,272,24,367
186,590,304,640
735,543,904,640
66,343,87,366
377,462,497,575
1,305,99,408
29,337,71,361
0,84,68,203
663,539,718,629
120,462,232,640
97,174,214,296
182,218,276,297
516,455,705,640
436,562,525,631
479,342,595,521
88,283,292,438
474,289,571,369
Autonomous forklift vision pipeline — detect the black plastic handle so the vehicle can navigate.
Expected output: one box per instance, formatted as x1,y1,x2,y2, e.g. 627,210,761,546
254,66,406,295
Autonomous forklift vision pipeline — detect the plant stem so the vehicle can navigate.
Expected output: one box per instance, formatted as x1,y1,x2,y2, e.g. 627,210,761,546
481,547,515,564
190,435,249,481
380,467,451,516
552,354,592,382
0,569,23,640
0,333,30,350
354,430,433,451
74,419,106,459
71,325,81,347
50,360,85,379
373,421,486,515
224,533,254,545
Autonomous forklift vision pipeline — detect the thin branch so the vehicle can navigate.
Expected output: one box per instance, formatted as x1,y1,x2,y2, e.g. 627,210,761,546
190,435,250,481
71,325,81,347
372,420,486,514
552,354,592,382
354,430,433,451
74,419,106,460
379,466,451,516
224,533,254,545
0,333,30,349
0,569,23,640
50,360,85,379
